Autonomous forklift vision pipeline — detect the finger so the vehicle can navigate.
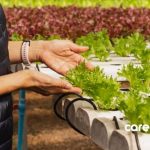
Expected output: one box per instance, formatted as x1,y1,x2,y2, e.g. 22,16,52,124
28,87,51,96
54,78,73,89
70,87,82,94
72,55,85,65
74,57,94,70
70,43,89,53
85,61,95,70
48,87,82,94
73,55,94,70
49,62,71,75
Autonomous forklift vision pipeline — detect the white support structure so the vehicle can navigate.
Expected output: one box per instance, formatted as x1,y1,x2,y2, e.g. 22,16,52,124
91,118,115,150
64,98,94,126
91,118,127,150
51,95,150,150
52,94,80,119
109,130,150,150
109,130,138,150
138,133,150,150
75,108,123,136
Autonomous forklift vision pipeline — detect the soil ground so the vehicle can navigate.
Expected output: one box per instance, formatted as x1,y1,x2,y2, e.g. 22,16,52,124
12,91,102,150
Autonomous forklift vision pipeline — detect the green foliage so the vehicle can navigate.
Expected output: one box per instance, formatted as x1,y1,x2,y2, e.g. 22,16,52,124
2,0,150,8
33,34,61,40
65,63,121,110
119,90,150,132
118,63,150,92
47,35,61,40
137,46,150,64
10,33,23,41
113,37,132,56
113,32,147,57
118,63,150,132
10,33,61,41
10,31,150,64
76,30,113,61
32,34,47,40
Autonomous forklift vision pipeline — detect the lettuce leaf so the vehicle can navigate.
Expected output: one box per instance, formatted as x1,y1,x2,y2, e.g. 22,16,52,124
65,63,121,110
76,30,113,61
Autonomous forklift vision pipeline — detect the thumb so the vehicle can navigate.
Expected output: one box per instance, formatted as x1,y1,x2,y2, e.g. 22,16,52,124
70,43,89,53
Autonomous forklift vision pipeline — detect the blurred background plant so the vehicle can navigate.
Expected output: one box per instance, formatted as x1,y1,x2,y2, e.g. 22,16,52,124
2,0,150,8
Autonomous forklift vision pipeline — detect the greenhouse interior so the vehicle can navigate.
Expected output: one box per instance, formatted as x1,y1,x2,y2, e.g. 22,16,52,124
0,0,150,150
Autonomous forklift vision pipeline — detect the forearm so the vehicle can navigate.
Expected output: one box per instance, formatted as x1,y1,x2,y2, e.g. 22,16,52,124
8,41,41,64
0,71,29,95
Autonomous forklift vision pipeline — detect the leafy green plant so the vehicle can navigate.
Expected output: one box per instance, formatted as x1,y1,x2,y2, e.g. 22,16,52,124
118,63,150,92
33,34,61,40
10,33,61,41
47,35,61,40
113,37,132,56
137,47,150,64
32,34,47,40
10,33,23,41
76,30,113,61
113,32,147,57
65,63,121,110
119,89,150,133
2,0,150,8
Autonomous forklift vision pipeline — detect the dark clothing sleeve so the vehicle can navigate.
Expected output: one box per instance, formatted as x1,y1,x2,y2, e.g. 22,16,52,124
0,5,13,150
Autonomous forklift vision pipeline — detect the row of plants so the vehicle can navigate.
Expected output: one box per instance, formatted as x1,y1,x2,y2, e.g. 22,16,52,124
5,7,150,40
119,64,150,128
77,30,150,64
64,30,150,132
11,27,150,64
10,29,150,64
65,64,150,132
65,63,121,110
2,0,150,8
65,59,150,111
10,33,61,41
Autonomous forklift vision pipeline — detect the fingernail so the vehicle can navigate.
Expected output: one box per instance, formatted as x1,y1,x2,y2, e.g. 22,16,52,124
78,89,82,94
74,88,82,94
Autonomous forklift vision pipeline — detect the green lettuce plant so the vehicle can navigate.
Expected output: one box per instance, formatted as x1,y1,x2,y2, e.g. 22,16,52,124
65,63,121,110
10,33,23,41
119,89,150,133
118,63,150,92
33,34,61,40
76,30,113,61
113,32,147,57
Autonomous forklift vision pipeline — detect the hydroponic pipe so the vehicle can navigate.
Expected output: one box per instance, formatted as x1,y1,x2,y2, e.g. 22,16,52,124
53,93,82,120
65,97,97,135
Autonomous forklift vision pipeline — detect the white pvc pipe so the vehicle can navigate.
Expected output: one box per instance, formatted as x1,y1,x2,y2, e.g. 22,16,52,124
91,118,115,150
75,108,123,136
109,130,150,150
138,133,150,150
109,130,138,150
64,98,95,126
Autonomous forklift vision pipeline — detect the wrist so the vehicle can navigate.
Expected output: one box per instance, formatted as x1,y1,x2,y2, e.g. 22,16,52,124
20,70,35,88
29,41,43,62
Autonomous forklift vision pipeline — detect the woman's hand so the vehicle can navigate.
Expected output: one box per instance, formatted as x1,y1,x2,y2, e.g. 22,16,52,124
33,40,92,75
9,40,92,75
23,70,81,95
8,40,91,95
0,70,81,96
